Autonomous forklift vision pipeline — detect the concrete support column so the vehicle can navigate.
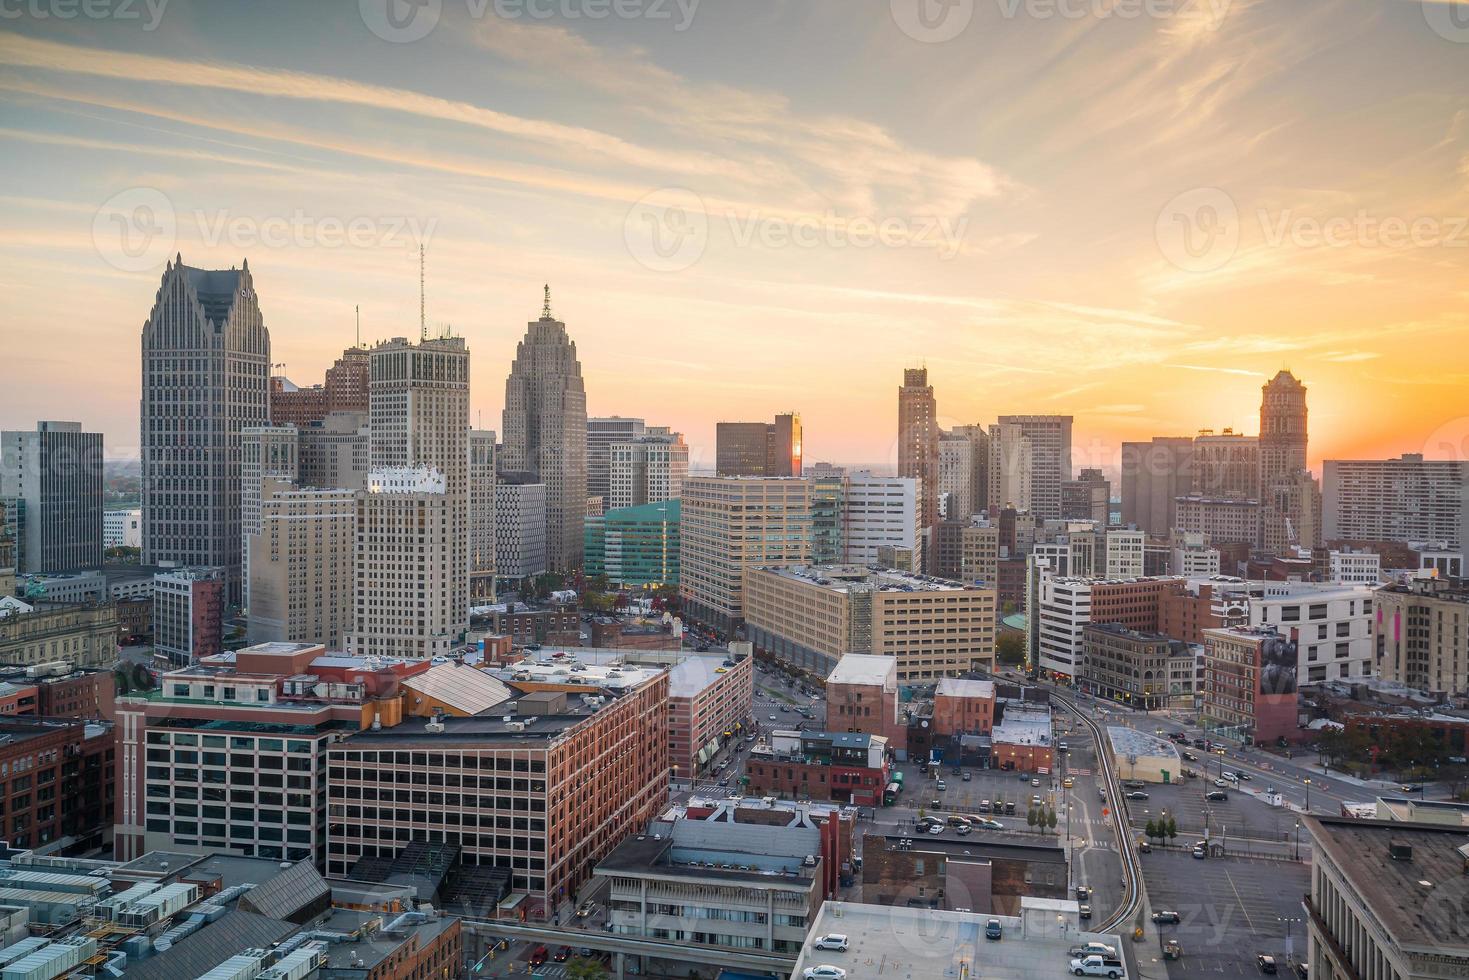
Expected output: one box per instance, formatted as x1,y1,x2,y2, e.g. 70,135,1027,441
615,951,626,980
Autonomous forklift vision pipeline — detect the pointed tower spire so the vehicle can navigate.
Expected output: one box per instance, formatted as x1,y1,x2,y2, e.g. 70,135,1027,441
542,283,553,320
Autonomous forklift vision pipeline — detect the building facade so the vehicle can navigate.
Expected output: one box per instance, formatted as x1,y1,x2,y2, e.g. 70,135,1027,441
0,718,114,853
1375,577,1469,696
492,473,548,583
679,477,814,635
587,416,645,508
993,416,1072,522
842,472,919,565
104,509,142,550
152,567,225,665
0,422,104,573
0,599,119,669
898,369,939,537
585,500,680,588
1323,454,1469,551
1259,370,1313,553
501,292,588,571
1081,623,1194,709
469,429,497,601
141,258,271,605
715,415,803,479
1120,436,1195,537
609,433,688,510
246,478,356,649
1174,495,1261,547
1201,626,1299,743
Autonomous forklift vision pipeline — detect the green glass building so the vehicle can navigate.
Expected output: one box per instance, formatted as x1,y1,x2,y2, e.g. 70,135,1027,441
584,500,680,588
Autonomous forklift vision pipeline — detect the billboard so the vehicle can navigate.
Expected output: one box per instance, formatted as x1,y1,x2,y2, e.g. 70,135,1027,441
1259,631,1298,696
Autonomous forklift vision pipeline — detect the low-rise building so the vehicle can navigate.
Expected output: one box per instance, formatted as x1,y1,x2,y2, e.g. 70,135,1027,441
932,677,996,737
1106,726,1182,783
0,662,113,719
991,702,1052,773
825,653,907,751
1081,623,1195,710
674,795,856,899
744,730,889,806
1202,626,1300,744
1304,815,1469,980
859,833,1068,914
595,818,823,955
104,509,142,549
666,645,755,779
0,596,118,669
0,717,114,853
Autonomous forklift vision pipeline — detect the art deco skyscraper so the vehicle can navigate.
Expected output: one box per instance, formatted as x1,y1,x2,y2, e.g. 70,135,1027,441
140,256,271,604
898,368,939,534
501,288,588,571
1259,370,1313,552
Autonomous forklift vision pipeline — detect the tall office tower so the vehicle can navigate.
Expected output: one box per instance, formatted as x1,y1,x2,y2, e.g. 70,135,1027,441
843,472,920,565
948,424,990,517
501,290,588,570
1192,429,1259,497
140,257,271,605
715,414,803,477
1323,455,1469,551
1062,468,1111,524
0,422,104,572
350,335,470,658
898,368,940,536
1120,436,1195,536
994,416,1072,521
609,433,689,510
1258,370,1310,552
937,432,973,521
246,477,356,648
588,416,645,507
240,425,299,611
679,476,814,635
494,472,549,582
469,429,498,601
269,346,369,426
987,421,1032,514
297,411,370,491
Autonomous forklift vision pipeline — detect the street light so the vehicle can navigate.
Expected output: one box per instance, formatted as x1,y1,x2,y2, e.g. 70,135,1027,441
1303,777,1311,814
1279,916,1302,965
1293,820,1301,861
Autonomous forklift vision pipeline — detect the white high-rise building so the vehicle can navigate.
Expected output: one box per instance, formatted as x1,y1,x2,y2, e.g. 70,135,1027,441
246,478,356,649
140,257,271,604
501,288,588,571
609,433,688,510
1248,583,1375,684
938,434,973,521
349,335,469,658
842,472,919,566
987,421,1033,514
993,415,1072,521
1322,454,1469,551
1105,529,1146,579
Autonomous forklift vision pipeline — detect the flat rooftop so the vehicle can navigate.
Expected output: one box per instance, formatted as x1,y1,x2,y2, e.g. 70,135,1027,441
340,707,605,745
792,902,1122,980
1307,816,1469,951
1107,726,1181,761
993,703,1051,747
936,677,995,700
597,821,821,888
827,653,896,687
315,907,458,970
763,564,976,593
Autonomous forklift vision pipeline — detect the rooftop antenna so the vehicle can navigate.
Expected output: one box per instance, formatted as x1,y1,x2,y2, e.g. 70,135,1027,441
355,305,360,349
419,243,426,341
542,283,552,320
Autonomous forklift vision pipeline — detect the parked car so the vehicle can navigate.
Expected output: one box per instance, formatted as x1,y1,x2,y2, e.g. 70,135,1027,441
1258,955,1279,974
1075,885,1091,900
813,934,849,951
1031,778,1041,787
529,946,549,967
936,780,947,791
928,824,945,835
1069,943,1117,959
962,771,972,782
979,799,992,812
1079,904,1092,920
1152,910,1181,924
803,968,848,980
1206,790,1228,802
1126,791,1149,800
985,918,1003,940
1005,801,1017,814
1070,955,1124,978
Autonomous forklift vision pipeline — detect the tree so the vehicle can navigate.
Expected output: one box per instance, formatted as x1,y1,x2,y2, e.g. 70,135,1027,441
1026,807,1038,831
996,633,1025,666
1166,816,1178,843
1145,818,1159,841
567,957,610,980
1046,807,1058,833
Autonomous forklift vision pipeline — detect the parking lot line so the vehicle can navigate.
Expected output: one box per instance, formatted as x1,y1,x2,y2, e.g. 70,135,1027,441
1223,866,1256,933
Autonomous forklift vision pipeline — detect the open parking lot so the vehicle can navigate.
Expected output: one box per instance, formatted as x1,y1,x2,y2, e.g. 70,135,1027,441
1142,850,1310,980
1119,776,1306,858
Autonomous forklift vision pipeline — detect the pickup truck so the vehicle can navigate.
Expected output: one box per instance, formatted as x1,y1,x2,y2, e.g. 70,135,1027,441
1070,955,1125,978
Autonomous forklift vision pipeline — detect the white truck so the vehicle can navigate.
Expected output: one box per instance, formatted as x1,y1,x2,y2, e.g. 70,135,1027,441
1070,955,1125,978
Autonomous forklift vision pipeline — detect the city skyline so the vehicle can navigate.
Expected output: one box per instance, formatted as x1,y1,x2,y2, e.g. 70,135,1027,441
3,2,1468,471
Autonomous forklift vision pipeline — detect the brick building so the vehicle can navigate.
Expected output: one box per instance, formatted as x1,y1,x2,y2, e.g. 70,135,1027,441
679,796,855,899
825,653,907,751
991,702,1053,773
0,664,114,720
932,677,996,737
268,347,370,426
0,717,114,853
744,730,889,806
859,833,1067,914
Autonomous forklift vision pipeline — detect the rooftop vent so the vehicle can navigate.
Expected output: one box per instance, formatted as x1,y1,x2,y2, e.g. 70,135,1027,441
1389,841,1414,862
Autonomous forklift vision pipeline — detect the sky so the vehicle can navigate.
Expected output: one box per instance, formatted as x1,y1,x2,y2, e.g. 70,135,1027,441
1,0,1467,475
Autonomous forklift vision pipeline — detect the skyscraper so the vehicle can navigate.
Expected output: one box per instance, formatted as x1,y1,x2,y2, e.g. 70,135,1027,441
469,428,497,601
350,335,470,658
898,368,939,534
1120,436,1194,536
1323,454,1469,550
714,414,802,477
140,256,271,604
993,415,1072,521
609,432,688,510
1258,370,1311,552
501,288,588,571
588,416,645,507
0,421,104,572
240,424,299,611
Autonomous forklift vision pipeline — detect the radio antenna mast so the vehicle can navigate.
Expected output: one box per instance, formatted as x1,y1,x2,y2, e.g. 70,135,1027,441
419,243,426,341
